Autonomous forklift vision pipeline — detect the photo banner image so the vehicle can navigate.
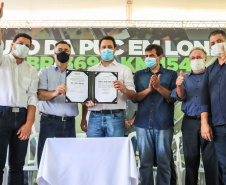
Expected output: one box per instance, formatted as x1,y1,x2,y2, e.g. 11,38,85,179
2,28,222,74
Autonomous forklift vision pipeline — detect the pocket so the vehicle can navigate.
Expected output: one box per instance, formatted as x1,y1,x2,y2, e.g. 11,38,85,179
113,111,124,119
22,77,31,91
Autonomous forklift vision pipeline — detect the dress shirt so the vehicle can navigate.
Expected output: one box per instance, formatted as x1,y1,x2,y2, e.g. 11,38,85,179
134,65,177,130
38,63,78,117
0,44,38,108
201,59,226,126
88,60,135,111
171,71,205,116
124,100,137,121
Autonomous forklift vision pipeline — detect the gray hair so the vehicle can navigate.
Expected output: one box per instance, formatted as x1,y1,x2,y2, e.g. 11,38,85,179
189,47,207,58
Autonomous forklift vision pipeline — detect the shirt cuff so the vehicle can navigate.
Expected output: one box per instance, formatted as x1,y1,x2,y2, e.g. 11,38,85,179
28,97,38,106
171,88,186,101
201,105,209,112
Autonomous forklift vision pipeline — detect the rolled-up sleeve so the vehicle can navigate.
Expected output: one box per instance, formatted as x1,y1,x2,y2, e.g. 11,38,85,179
167,71,178,103
123,67,136,92
27,67,39,106
38,68,48,90
171,82,187,101
201,68,210,112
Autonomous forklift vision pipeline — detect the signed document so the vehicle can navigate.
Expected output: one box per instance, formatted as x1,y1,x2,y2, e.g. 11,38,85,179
66,70,118,104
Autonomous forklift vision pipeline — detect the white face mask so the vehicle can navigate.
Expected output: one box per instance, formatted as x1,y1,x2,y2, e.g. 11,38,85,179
13,44,29,58
211,42,226,57
190,59,205,72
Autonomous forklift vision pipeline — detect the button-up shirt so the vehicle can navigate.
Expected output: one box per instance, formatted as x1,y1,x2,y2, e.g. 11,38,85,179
38,63,78,117
201,59,226,126
88,60,136,111
0,44,38,108
124,100,137,121
134,65,177,130
171,71,205,116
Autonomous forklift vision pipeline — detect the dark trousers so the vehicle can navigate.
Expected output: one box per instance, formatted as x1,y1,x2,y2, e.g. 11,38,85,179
0,110,28,185
182,116,219,185
38,115,76,166
213,125,226,185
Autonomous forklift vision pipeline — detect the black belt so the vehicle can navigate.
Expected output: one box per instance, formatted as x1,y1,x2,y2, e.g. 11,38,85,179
185,114,201,120
91,109,123,114
41,113,75,121
0,106,27,113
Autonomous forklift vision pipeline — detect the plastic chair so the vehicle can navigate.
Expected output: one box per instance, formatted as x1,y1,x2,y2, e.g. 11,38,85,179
23,133,39,185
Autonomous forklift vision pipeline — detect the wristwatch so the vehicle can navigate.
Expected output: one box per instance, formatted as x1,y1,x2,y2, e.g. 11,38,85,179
128,122,132,126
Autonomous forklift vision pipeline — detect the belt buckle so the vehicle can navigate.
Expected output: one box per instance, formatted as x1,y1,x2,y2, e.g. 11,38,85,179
12,108,19,113
62,116,67,121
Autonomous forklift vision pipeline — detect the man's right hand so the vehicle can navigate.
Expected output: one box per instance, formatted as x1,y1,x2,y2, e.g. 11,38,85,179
176,70,184,86
85,100,97,107
201,122,213,141
81,119,87,132
53,84,67,97
0,2,4,19
147,78,154,92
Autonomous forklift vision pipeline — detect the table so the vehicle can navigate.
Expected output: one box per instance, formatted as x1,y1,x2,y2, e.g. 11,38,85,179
37,137,138,185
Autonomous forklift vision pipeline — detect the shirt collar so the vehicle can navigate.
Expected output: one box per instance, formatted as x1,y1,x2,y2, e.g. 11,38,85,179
188,69,206,76
98,59,118,67
145,64,166,74
53,63,70,71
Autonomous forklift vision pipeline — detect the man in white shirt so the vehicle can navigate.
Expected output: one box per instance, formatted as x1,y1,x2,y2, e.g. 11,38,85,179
0,3,38,184
81,36,136,137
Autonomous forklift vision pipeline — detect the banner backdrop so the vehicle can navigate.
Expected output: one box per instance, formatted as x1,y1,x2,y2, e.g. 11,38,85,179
2,28,221,74
2,27,222,133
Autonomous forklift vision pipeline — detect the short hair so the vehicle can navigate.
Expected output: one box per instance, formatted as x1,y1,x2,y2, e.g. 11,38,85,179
13,33,32,47
99,36,116,49
208,30,226,39
145,44,163,56
55,40,71,49
189,47,207,58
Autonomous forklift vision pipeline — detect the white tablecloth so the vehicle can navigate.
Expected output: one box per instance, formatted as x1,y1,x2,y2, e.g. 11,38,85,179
37,137,138,185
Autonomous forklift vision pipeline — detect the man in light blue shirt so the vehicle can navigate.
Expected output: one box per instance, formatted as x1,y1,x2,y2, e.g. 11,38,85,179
37,41,78,165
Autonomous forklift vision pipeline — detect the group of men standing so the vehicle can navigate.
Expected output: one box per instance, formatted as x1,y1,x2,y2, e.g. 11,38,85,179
0,3,226,185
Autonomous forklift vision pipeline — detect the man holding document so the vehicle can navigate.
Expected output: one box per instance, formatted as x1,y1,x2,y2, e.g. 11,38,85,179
37,41,78,165
81,36,136,137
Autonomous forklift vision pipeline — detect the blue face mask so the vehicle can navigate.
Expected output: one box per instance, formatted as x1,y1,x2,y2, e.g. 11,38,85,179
101,49,114,61
145,57,157,68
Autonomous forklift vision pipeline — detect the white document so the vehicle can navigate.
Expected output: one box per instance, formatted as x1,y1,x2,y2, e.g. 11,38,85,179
66,71,88,102
95,72,117,103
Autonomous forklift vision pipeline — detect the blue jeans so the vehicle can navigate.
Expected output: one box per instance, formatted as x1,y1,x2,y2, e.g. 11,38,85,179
38,116,76,166
136,126,173,185
213,125,226,185
0,109,28,185
87,111,125,137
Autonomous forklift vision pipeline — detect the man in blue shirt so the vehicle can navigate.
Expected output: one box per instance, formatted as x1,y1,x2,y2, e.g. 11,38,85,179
37,41,78,165
201,30,226,185
171,47,218,185
134,44,177,185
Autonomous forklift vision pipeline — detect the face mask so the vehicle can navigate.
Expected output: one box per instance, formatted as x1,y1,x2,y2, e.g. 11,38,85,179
190,59,205,72
101,49,114,61
211,42,226,56
55,52,70,63
13,44,29,58
145,57,157,69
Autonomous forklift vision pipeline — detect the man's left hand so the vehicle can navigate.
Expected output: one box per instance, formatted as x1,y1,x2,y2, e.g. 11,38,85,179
113,80,126,93
17,123,32,140
151,74,161,89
